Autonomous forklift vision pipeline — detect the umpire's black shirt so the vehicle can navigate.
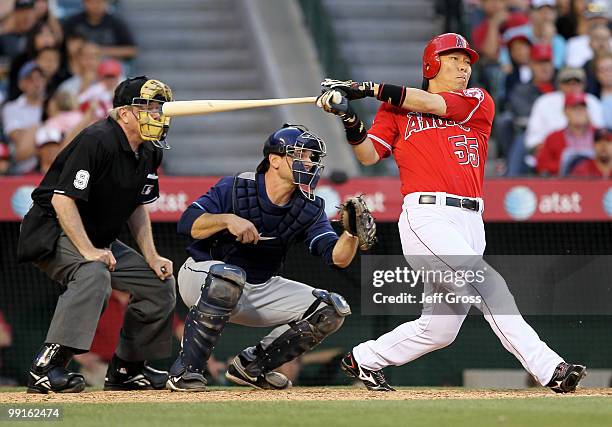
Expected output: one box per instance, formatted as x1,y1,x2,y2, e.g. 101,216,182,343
24,118,162,256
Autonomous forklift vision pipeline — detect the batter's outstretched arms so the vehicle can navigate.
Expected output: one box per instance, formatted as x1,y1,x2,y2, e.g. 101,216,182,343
317,81,447,166
320,79,446,115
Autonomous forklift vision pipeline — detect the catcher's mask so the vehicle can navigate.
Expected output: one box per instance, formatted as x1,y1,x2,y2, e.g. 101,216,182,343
113,76,173,149
258,123,326,201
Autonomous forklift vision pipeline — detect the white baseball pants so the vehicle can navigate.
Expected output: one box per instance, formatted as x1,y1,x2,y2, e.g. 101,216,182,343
352,192,564,386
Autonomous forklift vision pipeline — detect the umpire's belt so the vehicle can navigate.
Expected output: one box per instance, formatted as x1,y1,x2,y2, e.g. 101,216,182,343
418,194,480,212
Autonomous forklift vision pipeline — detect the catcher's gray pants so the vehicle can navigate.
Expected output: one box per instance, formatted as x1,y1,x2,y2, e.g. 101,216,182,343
33,233,176,361
178,257,325,349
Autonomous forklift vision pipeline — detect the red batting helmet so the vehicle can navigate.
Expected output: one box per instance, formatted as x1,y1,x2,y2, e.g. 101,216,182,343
422,33,479,80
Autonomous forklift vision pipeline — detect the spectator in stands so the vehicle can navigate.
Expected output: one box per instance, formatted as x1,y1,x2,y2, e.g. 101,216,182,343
62,0,137,60
35,45,65,95
525,67,603,152
536,91,594,175
0,0,37,59
500,0,567,70
556,0,588,39
472,0,533,60
0,310,13,385
498,43,555,164
471,0,528,94
36,89,92,173
1,61,45,174
58,40,101,98
33,0,63,41
502,34,533,99
565,0,610,68
507,0,531,13
555,0,586,40
78,57,122,120
62,32,85,76
595,53,612,127
570,127,612,176
583,24,611,95
7,20,58,101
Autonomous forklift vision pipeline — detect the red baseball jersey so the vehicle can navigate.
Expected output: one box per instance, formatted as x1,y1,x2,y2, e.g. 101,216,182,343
368,88,495,198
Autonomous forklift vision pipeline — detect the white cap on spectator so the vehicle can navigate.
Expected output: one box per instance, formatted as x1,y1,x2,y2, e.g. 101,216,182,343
585,0,608,19
531,0,556,8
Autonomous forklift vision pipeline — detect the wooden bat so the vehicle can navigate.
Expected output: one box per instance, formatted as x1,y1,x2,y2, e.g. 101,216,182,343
162,96,318,117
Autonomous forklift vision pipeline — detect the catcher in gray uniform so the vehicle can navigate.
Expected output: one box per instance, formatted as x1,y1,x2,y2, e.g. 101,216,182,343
166,124,376,391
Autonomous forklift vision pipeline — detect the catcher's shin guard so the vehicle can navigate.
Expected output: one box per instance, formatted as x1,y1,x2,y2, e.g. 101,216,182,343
241,289,350,377
173,264,246,375
27,344,85,394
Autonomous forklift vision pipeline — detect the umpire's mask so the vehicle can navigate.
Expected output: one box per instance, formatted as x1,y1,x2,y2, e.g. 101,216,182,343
113,76,174,149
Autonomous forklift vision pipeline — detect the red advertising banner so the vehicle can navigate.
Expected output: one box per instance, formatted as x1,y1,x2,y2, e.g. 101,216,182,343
1,175,611,222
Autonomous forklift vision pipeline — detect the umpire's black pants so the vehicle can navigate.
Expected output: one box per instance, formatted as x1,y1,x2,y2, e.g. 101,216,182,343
33,233,176,361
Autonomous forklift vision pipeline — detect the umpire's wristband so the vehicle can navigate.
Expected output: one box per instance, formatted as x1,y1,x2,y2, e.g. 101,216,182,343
376,83,407,108
342,114,367,145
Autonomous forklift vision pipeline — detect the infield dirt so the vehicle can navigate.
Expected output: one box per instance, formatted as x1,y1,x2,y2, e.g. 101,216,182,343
1,387,611,404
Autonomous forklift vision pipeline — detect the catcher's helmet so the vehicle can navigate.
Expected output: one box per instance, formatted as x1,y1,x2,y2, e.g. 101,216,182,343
257,123,326,200
422,33,479,80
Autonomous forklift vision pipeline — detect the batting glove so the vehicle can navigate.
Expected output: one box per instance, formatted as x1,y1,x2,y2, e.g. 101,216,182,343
316,90,367,145
320,79,375,100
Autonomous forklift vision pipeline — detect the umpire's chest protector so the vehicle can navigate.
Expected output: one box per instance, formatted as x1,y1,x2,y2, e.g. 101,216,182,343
210,172,324,276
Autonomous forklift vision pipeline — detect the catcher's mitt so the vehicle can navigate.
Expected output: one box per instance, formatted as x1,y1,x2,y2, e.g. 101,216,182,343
339,195,377,250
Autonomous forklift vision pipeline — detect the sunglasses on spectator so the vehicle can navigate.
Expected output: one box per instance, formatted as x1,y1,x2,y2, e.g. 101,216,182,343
560,78,583,84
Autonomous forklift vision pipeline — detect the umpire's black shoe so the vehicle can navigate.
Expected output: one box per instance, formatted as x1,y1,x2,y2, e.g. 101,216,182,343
165,356,207,392
27,344,85,394
341,351,395,392
103,355,168,391
546,362,587,393
225,355,291,390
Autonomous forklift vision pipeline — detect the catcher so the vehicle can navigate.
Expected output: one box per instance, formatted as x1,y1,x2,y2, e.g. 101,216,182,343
166,123,376,391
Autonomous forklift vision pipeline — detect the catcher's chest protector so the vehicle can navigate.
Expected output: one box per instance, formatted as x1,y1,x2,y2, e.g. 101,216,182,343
209,172,324,276
232,172,324,247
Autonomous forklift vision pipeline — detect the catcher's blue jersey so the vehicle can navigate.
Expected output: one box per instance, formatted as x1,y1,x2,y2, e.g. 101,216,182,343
178,173,338,283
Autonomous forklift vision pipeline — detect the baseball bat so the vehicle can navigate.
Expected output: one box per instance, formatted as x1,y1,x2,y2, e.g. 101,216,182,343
162,96,318,117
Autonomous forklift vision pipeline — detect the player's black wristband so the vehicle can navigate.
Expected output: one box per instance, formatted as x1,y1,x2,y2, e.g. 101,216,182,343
342,114,367,145
376,83,407,108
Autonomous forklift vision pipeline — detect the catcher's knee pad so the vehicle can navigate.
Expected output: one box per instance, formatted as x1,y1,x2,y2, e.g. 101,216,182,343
248,291,350,375
308,305,345,340
179,264,246,374
308,288,351,339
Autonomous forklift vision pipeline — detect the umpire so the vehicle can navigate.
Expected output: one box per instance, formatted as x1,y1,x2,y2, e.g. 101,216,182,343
17,76,176,393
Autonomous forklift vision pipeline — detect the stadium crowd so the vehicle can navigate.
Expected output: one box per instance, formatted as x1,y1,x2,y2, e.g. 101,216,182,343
0,0,135,176
0,0,610,178
465,0,612,177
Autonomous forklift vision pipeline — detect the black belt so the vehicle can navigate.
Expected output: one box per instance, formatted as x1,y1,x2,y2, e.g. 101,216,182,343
418,195,480,212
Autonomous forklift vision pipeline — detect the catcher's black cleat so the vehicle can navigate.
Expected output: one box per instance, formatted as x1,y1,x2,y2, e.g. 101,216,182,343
341,351,395,392
225,355,291,390
166,371,207,392
27,344,85,394
546,362,587,393
104,355,168,391
165,356,207,392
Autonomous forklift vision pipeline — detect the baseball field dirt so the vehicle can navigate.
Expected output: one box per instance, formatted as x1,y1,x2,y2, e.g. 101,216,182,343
1,386,612,403
1,387,611,427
